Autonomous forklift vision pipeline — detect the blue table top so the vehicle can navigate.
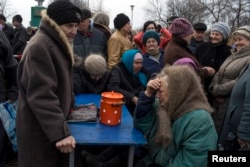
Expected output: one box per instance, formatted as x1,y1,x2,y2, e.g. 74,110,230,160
68,94,147,145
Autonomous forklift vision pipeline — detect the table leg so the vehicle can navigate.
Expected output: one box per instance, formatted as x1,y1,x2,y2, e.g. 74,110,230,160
127,145,135,167
69,151,75,167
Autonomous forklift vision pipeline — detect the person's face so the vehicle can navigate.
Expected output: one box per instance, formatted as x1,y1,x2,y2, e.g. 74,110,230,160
78,18,90,32
193,30,206,42
183,33,193,44
145,24,156,31
234,34,250,51
0,19,5,25
156,77,169,103
60,23,79,43
121,22,131,34
133,59,143,74
145,38,158,51
210,31,223,44
12,20,18,27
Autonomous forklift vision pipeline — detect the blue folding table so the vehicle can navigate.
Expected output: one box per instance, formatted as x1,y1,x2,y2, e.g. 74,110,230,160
68,94,147,167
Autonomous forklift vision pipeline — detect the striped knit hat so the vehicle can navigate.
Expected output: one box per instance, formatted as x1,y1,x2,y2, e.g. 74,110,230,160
211,22,231,39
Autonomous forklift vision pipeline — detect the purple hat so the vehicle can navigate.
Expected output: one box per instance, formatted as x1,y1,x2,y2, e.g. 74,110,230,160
169,18,194,37
173,58,197,71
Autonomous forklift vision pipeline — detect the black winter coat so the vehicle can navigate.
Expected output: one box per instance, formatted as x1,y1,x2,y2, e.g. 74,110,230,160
73,68,110,95
12,24,27,55
0,31,18,102
195,41,231,104
107,63,148,115
2,23,14,45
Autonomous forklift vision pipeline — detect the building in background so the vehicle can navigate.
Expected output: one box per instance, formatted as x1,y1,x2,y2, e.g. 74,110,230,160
30,0,45,27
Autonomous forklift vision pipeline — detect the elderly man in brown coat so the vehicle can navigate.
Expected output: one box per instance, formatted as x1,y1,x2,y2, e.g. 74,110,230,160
16,1,82,167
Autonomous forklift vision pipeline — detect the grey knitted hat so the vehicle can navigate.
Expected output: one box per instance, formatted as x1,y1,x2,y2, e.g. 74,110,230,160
211,22,231,39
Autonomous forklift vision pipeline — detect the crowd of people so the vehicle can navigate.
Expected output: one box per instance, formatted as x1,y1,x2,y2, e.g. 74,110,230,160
0,0,250,167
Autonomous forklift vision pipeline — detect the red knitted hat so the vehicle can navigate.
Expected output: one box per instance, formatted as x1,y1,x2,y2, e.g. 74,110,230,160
169,18,194,37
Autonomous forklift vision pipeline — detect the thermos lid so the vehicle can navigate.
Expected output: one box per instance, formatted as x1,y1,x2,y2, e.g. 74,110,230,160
101,91,123,99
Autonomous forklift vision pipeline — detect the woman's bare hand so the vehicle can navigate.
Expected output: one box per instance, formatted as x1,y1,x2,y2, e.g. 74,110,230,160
145,78,161,97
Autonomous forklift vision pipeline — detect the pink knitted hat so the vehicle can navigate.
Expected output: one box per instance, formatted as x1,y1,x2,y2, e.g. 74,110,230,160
169,18,194,37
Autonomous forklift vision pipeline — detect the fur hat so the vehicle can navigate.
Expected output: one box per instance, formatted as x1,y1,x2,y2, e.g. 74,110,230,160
193,23,207,31
93,12,110,27
81,9,92,20
12,14,23,23
47,1,82,25
233,26,250,41
84,54,107,76
0,14,6,22
211,22,231,39
169,18,194,37
114,13,130,30
142,30,160,46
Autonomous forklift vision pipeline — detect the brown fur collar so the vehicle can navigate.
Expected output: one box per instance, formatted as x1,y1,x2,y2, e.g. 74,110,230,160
40,10,74,66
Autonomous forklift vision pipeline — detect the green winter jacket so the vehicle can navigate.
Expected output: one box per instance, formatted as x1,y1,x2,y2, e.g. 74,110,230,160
134,99,217,167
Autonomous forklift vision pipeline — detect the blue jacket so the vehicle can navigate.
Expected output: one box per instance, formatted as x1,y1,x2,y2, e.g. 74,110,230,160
143,49,164,77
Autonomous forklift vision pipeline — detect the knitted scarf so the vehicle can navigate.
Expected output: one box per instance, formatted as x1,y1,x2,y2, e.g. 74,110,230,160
146,46,160,58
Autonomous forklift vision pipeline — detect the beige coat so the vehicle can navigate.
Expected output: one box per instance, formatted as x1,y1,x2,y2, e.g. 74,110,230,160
107,30,132,68
209,46,250,132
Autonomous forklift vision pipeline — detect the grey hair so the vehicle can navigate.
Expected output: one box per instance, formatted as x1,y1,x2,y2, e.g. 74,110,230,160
93,12,110,27
84,54,107,76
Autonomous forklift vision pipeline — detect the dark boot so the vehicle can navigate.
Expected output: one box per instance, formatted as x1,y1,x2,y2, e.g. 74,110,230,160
86,155,120,167
81,150,94,159
98,146,116,161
